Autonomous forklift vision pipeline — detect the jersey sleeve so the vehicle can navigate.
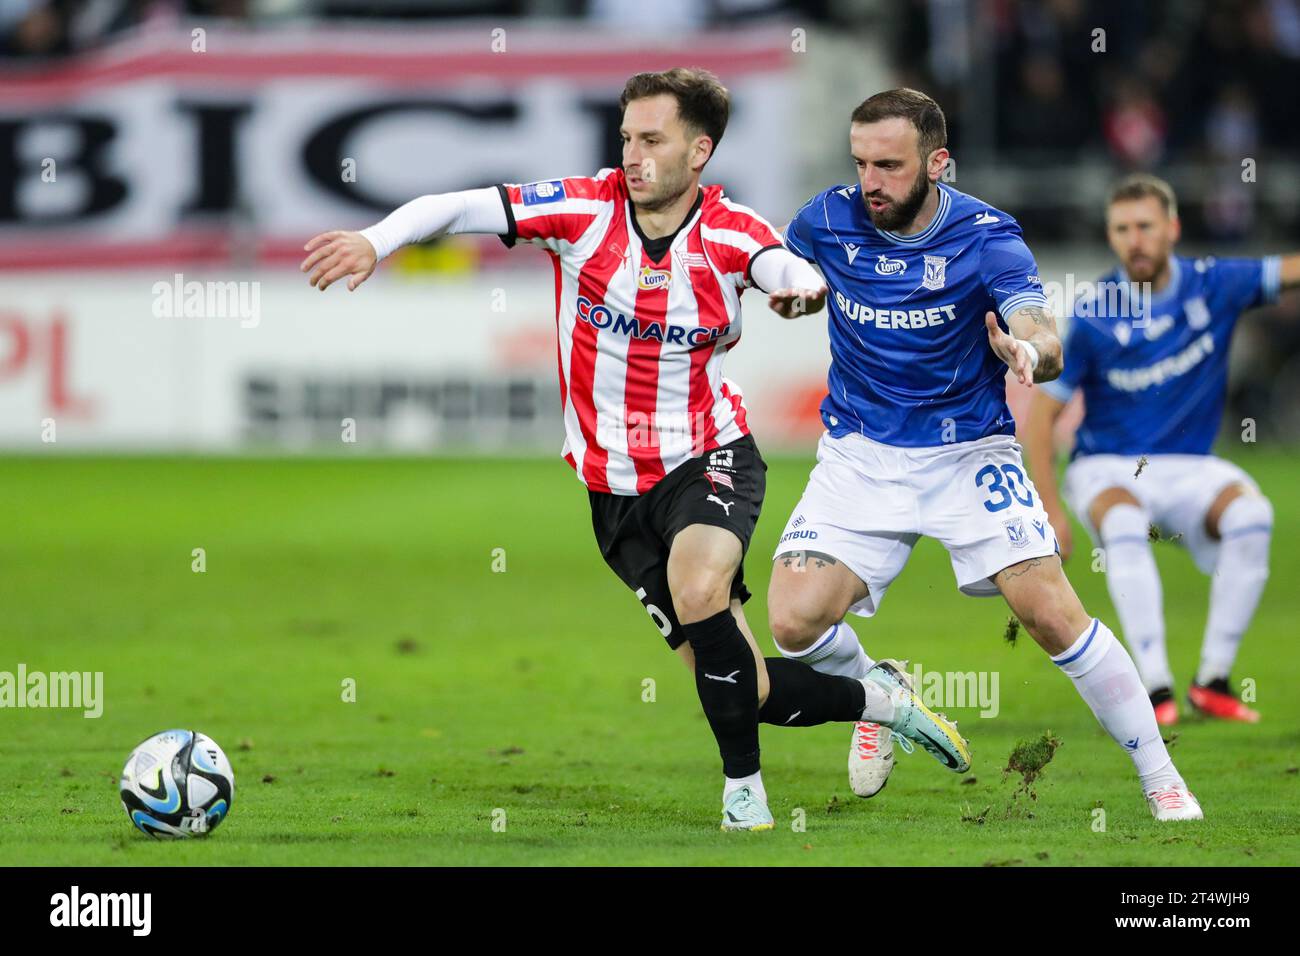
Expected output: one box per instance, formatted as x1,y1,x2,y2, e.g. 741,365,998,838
1202,256,1283,315
1039,312,1092,402
781,196,819,263
978,220,1049,320
703,199,785,289
497,175,609,253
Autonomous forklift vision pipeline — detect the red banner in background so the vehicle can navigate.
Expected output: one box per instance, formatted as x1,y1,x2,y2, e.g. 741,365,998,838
0,27,799,270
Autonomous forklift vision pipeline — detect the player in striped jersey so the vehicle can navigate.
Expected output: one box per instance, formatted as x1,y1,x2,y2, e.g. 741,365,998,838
302,68,971,830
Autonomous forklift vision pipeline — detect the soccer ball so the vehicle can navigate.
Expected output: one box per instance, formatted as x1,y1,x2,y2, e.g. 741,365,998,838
119,729,235,838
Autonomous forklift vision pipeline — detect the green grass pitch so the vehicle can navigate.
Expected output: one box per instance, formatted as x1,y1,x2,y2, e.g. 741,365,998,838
1,451,1297,866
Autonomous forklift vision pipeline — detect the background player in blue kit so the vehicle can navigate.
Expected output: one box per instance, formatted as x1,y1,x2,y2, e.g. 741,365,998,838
765,89,1202,821
1025,174,1300,728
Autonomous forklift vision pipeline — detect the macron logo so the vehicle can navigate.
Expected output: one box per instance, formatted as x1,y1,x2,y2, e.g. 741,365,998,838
974,212,1000,225
844,243,860,265
50,886,151,936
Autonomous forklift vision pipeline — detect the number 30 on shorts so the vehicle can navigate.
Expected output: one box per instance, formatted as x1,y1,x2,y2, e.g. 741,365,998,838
975,463,1034,512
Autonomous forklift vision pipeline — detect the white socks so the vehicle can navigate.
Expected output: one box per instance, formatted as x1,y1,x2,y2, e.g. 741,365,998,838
1100,504,1172,692
777,621,875,679
1051,618,1182,791
858,677,897,724
1197,495,1272,685
723,771,766,804
778,621,885,722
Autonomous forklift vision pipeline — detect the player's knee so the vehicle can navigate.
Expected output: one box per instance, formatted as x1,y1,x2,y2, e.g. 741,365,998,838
1216,493,1273,538
1019,598,1084,652
1215,494,1273,570
670,575,731,623
768,602,835,653
1098,501,1151,547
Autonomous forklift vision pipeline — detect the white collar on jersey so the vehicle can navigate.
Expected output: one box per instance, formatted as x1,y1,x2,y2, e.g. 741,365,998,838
873,183,953,245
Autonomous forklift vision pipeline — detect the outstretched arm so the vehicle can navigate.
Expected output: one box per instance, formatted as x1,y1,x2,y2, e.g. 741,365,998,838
301,187,508,291
750,247,828,318
984,305,1063,386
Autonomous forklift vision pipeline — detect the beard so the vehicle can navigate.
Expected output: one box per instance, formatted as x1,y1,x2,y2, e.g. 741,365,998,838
864,165,932,232
629,161,692,214
1124,253,1166,284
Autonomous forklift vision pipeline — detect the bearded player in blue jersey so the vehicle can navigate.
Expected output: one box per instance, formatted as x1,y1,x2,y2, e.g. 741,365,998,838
1024,174,1300,730
764,89,1202,821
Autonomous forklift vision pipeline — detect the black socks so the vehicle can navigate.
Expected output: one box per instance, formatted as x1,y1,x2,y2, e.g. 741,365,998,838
759,657,867,727
681,608,760,778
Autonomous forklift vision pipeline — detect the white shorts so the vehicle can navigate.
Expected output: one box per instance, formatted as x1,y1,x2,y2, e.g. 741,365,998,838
774,431,1059,618
1062,453,1257,574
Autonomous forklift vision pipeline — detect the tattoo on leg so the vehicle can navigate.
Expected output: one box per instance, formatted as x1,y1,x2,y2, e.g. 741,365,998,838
996,557,1044,583
778,550,840,572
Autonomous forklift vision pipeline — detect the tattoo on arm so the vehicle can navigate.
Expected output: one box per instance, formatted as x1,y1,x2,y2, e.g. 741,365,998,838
1009,306,1063,382
1019,306,1053,328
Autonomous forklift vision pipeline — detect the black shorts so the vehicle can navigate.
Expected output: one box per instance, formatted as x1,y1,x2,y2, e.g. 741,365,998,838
588,435,767,649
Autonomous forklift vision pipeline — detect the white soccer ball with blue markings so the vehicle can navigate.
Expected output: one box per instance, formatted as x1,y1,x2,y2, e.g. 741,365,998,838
119,729,235,838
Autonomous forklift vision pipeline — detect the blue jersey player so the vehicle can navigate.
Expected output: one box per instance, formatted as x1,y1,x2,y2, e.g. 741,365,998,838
763,90,1201,821
1025,174,1299,729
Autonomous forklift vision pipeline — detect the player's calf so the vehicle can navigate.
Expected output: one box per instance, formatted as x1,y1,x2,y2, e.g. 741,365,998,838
1096,500,1173,694
996,556,1202,821
667,525,763,801
1197,491,1272,699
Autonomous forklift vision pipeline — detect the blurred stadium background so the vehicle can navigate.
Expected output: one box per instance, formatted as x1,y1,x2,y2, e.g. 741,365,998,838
2,0,1298,455
4,0,1300,870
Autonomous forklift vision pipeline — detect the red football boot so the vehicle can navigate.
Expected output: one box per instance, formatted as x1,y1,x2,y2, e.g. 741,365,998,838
1149,687,1178,727
1187,678,1260,723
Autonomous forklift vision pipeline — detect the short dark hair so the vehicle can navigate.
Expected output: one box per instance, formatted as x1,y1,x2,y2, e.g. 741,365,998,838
620,68,730,156
850,88,947,160
1108,173,1178,219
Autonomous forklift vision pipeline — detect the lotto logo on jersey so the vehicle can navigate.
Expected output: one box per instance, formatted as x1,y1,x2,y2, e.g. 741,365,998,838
522,180,566,205
637,266,672,291
874,254,907,276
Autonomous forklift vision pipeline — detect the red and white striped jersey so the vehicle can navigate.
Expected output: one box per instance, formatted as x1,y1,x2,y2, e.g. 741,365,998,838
499,168,783,495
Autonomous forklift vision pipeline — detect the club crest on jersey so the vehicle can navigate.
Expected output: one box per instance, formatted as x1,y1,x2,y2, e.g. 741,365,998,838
922,255,947,291
678,251,709,270
638,266,672,291
1185,296,1211,330
874,254,907,276
1003,517,1030,549
521,180,566,205
704,469,735,492
1143,315,1174,340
